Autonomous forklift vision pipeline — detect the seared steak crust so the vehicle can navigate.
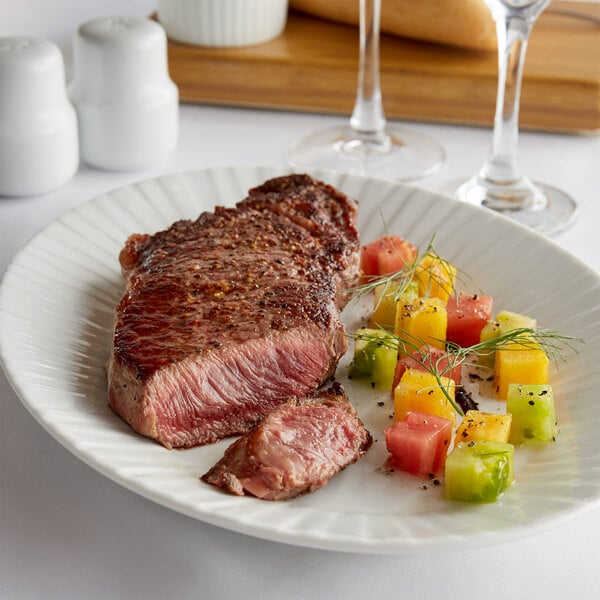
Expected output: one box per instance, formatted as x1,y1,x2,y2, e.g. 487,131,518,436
201,382,373,500
106,175,360,449
241,174,360,294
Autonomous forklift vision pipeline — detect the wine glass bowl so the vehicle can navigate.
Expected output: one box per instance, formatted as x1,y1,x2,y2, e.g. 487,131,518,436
288,124,445,181
455,0,578,236
287,0,445,182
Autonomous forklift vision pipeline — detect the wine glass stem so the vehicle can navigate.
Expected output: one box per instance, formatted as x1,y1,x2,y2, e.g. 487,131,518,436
349,0,387,141
482,15,535,185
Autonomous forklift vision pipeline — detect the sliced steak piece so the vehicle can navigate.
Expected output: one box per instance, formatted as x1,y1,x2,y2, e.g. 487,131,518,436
106,175,360,449
201,382,373,500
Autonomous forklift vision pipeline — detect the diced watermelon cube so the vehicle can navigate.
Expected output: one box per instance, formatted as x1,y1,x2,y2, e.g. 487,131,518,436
384,411,453,478
446,293,493,348
360,235,417,278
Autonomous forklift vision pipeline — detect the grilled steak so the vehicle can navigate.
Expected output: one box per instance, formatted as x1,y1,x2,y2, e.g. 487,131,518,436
106,174,360,449
201,382,373,500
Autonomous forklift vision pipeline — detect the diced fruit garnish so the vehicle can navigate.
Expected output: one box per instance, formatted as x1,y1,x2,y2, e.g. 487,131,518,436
369,280,418,331
445,441,514,503
353,232,574,503
506,383,557,444
480,310,537,343
495,341,549,399
395,297,447,352
385,411,453,477
446,293,493,348
394,369,457,425
360,235,417,278
348,328,398,389
414,253,456,303
392,344,462,394
455,410,512,444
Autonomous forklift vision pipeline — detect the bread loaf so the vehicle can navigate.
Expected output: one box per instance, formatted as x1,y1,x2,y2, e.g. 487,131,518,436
289,0,497,51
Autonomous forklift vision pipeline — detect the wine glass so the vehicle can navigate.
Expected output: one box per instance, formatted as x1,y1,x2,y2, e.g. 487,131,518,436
287,0,445,181
455,0,577,236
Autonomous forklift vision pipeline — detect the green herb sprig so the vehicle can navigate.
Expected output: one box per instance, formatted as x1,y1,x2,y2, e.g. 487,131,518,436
347,327,583,417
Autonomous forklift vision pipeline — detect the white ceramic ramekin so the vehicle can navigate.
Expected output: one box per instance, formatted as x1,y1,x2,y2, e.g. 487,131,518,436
0,37,79,197
157,0,289,47
68,16,179,171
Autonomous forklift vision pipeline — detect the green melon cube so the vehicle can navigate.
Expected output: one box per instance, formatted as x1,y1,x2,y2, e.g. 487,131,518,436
480,310,537,343
506,383,557,444
445,441,514,503
349,328,398,389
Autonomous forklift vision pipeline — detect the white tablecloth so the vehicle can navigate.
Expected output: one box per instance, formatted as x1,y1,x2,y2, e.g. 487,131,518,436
1,2,599,599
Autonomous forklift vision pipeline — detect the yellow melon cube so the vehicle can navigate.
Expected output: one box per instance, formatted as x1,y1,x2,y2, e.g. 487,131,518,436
394,297,447,351
495,341,549,399
369,281,418,331
455,410,512,444
394,369,456,425
414,253,456,303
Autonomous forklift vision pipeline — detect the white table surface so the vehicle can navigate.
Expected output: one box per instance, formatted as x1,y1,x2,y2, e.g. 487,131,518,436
1,2,600,599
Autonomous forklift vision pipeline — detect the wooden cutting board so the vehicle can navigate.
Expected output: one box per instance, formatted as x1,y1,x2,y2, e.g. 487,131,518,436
164,1,600,134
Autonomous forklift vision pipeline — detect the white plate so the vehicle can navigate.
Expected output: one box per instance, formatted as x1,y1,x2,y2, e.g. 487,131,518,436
1,165,599,554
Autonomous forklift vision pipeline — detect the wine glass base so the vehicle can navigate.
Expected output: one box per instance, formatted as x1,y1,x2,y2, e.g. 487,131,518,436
455,176,578,237
287,124,445,182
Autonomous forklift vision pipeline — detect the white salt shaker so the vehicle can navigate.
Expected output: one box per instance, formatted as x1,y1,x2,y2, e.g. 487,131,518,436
68,17,179,171
0,37,79,197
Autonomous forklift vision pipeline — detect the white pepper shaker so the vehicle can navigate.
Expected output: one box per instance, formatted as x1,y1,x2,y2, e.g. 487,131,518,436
0,37,79,197
68,16,179,171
